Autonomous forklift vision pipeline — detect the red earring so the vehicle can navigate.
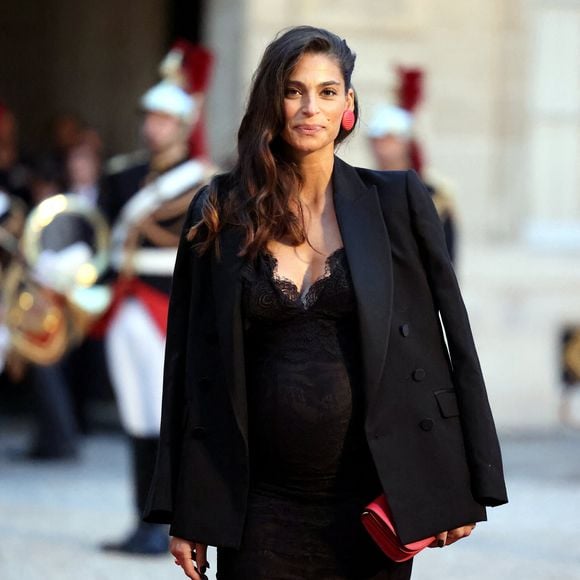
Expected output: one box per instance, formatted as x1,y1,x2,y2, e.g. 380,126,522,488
341,110,355,131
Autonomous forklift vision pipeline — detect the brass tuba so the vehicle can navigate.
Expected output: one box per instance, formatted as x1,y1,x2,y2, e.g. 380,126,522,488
0,193,111,366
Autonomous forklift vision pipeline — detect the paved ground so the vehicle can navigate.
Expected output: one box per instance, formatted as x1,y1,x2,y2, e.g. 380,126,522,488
1,420,580,580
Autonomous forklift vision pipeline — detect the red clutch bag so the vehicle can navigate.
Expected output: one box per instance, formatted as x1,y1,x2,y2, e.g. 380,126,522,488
361,495,435,562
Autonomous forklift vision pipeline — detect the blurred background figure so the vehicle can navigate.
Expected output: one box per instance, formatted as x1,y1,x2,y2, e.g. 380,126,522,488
367,104,414,171
367,67,457,262
3,149,111,460
0,188,26,374
12,359,81,461
0,103,32,207
559,327,580,427
1,120,111,461
48,113,85,185
62,130,113,437
65,131,104,208
28,155,63,206
97,39,215,556
0,187,25,269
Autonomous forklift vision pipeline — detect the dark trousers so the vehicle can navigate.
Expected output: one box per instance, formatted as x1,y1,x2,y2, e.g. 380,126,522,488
31,363,79,455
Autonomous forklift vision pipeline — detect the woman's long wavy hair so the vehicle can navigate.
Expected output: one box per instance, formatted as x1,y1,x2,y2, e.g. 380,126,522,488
188,26,358,259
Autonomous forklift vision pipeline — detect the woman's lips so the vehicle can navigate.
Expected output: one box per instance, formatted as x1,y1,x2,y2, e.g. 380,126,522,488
295,124,323,135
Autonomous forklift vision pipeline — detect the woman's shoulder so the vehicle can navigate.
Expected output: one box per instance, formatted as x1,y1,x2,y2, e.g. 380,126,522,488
187,172,233,223
351,166,431,207
334,156,408,191
354,166,409,191
186,185,208,225
353,167,410,212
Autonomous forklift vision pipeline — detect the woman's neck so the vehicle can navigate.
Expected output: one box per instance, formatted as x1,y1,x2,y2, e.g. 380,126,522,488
295,150,334,210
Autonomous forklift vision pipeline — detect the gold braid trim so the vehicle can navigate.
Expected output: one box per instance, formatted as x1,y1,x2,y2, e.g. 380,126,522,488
429,184,458,222
564,329,580,381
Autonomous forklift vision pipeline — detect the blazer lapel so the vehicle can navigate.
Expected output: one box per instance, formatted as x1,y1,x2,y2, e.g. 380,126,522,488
210,226,249,450
332,157,394,417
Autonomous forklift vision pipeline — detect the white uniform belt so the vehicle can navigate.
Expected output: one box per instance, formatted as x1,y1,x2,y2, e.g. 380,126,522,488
111,247,177,276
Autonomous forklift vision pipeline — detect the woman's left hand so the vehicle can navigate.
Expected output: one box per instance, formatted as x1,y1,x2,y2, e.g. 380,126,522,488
429,523,476,548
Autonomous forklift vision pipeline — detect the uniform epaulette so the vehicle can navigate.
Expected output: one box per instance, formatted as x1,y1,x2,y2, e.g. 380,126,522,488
563,327,580,384
424,169,457,220
105,150,149,176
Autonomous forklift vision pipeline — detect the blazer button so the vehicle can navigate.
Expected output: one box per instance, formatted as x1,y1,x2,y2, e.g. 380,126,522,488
412,368,426,382
419,418,434,432
400,323,410,337
191,426,207,440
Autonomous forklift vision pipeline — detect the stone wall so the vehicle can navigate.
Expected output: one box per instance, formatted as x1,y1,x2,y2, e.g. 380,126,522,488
206,0,522,240
204,0,580,429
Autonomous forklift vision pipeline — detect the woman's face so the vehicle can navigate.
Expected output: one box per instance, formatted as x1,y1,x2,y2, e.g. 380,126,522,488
280,52,354,158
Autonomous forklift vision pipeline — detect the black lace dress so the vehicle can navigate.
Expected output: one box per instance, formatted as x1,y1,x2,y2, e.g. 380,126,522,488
217,249,413,580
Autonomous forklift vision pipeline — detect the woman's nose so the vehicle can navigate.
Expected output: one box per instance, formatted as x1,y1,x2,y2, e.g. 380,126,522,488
301,94,319,115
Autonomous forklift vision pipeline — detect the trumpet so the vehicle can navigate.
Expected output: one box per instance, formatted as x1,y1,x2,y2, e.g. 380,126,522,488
0,193,112,367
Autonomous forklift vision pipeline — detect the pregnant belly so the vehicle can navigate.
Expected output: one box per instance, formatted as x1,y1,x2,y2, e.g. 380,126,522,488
248,359,364,491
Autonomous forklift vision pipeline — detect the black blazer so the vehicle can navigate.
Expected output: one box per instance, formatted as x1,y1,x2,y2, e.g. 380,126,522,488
144,157,508,547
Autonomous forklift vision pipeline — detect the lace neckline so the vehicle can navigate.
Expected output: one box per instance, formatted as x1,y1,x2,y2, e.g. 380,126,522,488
262,247,346,309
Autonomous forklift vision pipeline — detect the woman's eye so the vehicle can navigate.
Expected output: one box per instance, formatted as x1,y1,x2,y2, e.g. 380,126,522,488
322,89,337,96
285,88,301,97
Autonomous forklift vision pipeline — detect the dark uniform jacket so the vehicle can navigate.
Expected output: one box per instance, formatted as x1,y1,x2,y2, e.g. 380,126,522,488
143,156,508,547
99,157,199,296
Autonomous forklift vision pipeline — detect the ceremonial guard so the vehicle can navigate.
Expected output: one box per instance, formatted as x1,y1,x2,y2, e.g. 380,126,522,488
98,40,215,555
367,67,457,262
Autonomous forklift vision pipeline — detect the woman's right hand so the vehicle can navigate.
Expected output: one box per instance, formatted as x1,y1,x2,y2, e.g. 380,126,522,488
170,536,209,579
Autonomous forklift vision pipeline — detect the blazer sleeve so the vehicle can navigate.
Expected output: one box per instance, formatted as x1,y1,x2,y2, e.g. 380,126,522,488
143,186,209,523
405,170,508,507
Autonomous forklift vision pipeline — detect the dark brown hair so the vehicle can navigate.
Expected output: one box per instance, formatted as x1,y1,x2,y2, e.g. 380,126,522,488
189,25,358,258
